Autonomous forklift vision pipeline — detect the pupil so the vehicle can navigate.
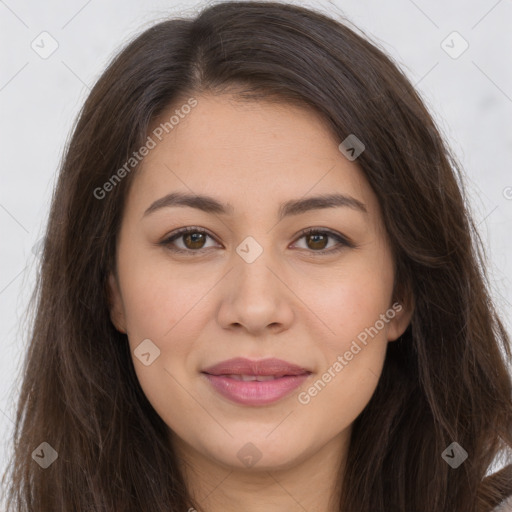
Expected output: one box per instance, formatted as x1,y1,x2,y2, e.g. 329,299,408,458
308,234,327,250
185,233,205,249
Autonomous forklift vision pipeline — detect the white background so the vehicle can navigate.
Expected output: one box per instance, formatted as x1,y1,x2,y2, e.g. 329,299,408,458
1,0,511,493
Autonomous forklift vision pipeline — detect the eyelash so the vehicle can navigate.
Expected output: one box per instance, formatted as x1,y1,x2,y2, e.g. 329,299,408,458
159,226,354,256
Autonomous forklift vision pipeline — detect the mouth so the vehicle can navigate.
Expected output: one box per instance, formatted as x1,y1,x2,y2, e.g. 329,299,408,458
219,374,294,381
201,357,312,406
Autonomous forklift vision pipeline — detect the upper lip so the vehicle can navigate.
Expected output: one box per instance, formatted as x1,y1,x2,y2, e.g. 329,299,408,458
202,357,311,377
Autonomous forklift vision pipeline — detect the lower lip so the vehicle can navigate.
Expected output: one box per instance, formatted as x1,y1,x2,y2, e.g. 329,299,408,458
203,373,310,406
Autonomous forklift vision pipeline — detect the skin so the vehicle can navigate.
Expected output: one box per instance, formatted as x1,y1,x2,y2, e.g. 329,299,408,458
108,93,414,512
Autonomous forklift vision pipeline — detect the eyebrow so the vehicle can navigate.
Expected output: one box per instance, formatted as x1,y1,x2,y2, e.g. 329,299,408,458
143,191,367,220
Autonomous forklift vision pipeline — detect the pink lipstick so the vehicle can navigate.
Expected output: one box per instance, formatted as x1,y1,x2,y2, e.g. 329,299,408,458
202,357,311,406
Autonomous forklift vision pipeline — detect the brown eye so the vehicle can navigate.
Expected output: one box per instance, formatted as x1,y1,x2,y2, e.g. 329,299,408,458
183,232,207,250
305,233,329,251
161,227,219,254
292,228,354,254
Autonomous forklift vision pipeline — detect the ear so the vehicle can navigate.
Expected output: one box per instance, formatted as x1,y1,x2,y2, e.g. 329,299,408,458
387,285,415,342
106,272,127,334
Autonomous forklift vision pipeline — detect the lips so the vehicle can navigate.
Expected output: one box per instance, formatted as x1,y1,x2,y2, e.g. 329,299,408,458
202,357,310,377
201,357,312,406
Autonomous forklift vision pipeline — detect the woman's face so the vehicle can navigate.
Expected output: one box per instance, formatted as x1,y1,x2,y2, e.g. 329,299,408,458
108,93,413,473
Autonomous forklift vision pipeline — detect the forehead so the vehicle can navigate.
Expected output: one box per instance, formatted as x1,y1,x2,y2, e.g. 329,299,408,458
126,93,380,223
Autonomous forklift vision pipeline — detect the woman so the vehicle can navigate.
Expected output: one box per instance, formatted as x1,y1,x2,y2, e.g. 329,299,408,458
3,2,511,511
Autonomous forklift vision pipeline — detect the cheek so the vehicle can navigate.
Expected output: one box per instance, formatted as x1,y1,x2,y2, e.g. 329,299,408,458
295,348,384,451
295,274,393,434
292,248,394,430
118,257,210,427
118,248,219,403
300,250,395,351
119,245,217,342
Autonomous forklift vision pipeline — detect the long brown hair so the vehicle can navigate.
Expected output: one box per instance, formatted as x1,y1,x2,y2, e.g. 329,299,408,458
3,2,511,510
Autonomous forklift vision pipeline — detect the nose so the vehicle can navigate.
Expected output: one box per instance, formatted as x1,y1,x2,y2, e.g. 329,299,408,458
216,248,295,336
